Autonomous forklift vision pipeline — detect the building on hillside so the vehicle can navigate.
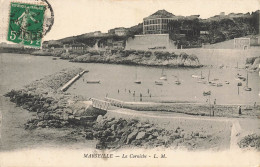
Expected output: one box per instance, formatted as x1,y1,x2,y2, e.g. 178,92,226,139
108,27,128,36
71,43,86,50
42,41,49,49
94,31,102,36
234,38,250,49
250,36,260,46
143,9,199,35
125,34,176,50
143,9,175,34
112,40,125,49
115,28,127,36
200,31,209,35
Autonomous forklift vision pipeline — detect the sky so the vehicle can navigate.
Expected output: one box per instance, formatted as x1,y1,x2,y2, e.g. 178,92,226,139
0,0,259,42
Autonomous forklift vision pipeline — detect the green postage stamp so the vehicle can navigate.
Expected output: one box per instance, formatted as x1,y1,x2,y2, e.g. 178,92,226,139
7,2,46,47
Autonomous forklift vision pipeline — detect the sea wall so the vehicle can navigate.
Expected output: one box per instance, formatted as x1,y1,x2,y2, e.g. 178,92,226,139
170,48,260,68
125,34,177,50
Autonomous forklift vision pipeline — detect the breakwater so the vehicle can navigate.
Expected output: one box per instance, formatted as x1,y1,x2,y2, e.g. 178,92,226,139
60,70,88,92
5,68,106,129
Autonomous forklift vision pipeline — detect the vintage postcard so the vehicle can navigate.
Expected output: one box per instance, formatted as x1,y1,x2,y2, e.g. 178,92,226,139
0,0,260,166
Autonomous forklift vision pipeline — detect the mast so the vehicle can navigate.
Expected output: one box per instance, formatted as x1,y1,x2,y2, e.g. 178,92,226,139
208,69,210,82
246,71,248,87
161,68,164,76
135,67,137,80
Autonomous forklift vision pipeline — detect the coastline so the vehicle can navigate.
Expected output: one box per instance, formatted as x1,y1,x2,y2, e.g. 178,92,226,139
31,49,203,68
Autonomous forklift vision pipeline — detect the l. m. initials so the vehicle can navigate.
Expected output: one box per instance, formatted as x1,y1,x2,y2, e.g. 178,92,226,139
161,154,167,158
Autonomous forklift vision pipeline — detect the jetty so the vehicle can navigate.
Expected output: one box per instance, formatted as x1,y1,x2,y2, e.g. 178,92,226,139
60,70,88,92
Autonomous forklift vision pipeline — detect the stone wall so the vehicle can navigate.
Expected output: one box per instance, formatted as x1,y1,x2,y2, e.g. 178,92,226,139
125,34,177,50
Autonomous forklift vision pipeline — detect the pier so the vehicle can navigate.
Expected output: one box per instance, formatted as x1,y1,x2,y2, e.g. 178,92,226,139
60,70,88,92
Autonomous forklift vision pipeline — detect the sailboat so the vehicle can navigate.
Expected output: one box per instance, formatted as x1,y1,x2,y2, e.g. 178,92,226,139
175,78,181,85
134,67,141,84
199,71,205,79
244,72,252,91
159,68,167,80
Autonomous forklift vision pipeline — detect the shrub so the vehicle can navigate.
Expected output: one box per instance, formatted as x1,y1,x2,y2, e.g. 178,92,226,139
180,52,188,60
246,57,259,65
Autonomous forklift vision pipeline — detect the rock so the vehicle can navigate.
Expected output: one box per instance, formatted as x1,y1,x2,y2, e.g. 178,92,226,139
136,132,146,140
147,127,156,133
111,124,117,131
62,113,69,121
127,129,139,144
171,133,181,140
194,132,199,137
136,123,142,128
143,124,151,128
85,132,94,140
199,133,207,138
148,135,155,140
184,133,193,140
152,131,159,137
96,115,103,123
36,121,44,127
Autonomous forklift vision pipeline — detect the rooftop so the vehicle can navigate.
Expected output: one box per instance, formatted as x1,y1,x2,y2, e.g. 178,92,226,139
144,9,175,20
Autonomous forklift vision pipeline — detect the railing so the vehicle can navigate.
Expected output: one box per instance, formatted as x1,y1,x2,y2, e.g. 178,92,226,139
60,70,88,92
104,97,124,108
91,98,111,111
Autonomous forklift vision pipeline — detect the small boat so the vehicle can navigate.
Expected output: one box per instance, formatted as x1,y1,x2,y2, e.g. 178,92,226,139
244,87,252,91
87,80,100,84
175,80,181,85
199,71,205,79
192,71,205,79
237,82,242,86
160,68,167,80
160,75,167,80
191,74,199,78
208,82,216,86
155,81,163,85
203,91,211,96
217,83,223,87
134,67,142,84
238,76,246,81
225,81,230,84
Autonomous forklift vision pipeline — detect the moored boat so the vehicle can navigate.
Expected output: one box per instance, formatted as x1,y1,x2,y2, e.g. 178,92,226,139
155,81,163,85
225,81,230,84
87,80,100,84
217,83,223,87
175,80,181,85
243,72,252,91
134,80,141,84
203,91,211,96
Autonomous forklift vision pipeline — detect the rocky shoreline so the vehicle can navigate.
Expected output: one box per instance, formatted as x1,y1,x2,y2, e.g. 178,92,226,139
5,68,106,130
32,49,202,68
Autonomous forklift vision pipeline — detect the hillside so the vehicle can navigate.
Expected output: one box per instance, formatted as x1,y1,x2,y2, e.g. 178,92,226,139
45,10,259,48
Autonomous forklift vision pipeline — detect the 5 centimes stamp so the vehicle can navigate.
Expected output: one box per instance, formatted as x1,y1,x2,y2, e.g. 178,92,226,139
7,2,46,47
